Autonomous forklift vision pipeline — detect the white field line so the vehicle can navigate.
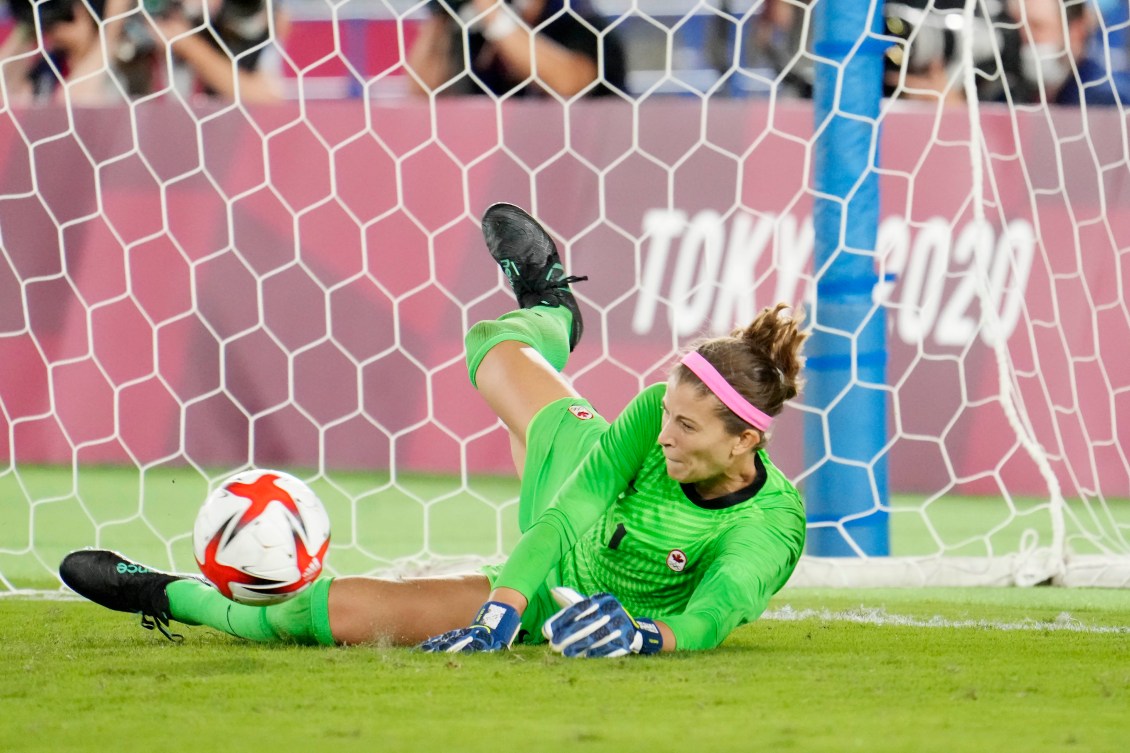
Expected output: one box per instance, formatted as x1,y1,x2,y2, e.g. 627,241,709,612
0,589,82,601
763,605,1130,634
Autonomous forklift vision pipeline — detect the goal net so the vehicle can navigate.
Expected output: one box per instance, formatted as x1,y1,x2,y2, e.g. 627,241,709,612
0,0,1127,593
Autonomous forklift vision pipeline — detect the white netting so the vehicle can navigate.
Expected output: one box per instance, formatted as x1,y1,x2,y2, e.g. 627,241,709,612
0,0,1127,592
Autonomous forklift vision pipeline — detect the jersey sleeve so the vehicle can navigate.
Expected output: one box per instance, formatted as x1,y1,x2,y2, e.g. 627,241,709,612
494,385,666,599
659,500,806,651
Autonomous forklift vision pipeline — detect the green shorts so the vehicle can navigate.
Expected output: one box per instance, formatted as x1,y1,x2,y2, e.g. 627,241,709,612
482,396,610,643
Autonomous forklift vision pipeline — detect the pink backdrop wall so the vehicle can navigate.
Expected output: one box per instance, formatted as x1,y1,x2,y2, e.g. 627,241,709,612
1,98,1126,500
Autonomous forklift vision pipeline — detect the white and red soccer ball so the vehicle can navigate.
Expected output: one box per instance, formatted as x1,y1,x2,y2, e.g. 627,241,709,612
193,469,331,605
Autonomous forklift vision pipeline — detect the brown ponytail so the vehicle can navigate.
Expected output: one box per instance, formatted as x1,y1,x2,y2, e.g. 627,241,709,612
673,303,807,445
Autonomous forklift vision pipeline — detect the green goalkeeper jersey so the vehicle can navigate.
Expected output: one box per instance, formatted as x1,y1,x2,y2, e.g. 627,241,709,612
496,383,806,651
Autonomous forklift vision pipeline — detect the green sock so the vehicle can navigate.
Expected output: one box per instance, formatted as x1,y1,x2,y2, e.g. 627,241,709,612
464,306,573,387
166,578,336,646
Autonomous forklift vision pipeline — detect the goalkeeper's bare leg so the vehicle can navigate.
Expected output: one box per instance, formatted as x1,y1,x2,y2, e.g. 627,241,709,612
465,202,588,475
60,548,492,646
325,574,489,645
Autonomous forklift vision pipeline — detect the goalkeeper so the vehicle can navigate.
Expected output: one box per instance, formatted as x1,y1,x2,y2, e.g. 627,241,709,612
420,202,807,655
59,203,807,657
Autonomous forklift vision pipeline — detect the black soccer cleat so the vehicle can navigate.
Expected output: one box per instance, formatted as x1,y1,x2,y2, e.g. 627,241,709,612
481,202,588,351
59,549,196,641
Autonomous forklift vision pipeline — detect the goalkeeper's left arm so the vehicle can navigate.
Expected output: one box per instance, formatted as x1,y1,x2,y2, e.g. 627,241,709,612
662,508,805,651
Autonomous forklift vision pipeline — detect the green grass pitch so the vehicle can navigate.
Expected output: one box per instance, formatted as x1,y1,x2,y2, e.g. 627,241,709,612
3,588,1128,753
2,466,1129,752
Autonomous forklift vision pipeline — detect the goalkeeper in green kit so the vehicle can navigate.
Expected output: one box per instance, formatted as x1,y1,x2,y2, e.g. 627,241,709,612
59,202,807,657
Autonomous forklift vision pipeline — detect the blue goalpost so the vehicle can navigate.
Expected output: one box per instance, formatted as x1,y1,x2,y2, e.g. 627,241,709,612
805,0,890,556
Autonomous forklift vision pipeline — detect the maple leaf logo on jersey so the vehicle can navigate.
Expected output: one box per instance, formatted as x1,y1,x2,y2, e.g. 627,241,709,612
568,405,594,420
666,549,687,572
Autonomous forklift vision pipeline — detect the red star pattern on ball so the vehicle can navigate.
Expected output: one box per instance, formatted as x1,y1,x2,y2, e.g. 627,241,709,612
225,473,305,540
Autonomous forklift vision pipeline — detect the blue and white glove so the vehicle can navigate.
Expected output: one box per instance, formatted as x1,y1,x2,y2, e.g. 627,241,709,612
541,587,663,658
418,601,522,653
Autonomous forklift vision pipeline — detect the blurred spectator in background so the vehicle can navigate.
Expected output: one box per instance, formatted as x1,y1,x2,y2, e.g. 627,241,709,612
737,0,812,98
881,0,1130,107
0,0,286,104
883,0,1007,105
0,0,127,104
883,0,964,104
143,0,287,103
406,0,626,98
1007,0,1130,105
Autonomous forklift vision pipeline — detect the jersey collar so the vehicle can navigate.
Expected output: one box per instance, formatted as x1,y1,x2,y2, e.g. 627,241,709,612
680,453,768,510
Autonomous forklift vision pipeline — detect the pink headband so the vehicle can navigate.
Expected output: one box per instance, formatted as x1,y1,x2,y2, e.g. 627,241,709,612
680,351,773,432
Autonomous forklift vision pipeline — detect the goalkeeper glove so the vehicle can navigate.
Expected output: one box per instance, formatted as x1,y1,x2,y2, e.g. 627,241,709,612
541,587,663,658
418,600,522,653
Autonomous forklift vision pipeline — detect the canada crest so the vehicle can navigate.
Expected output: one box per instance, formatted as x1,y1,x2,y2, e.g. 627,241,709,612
568,405,594,420
666,549,687,572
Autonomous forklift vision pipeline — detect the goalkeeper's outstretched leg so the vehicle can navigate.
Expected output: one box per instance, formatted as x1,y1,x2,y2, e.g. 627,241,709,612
60,548,492,646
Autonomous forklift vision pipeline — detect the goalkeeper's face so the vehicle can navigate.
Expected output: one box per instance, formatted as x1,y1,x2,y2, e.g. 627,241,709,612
658,378,757,491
